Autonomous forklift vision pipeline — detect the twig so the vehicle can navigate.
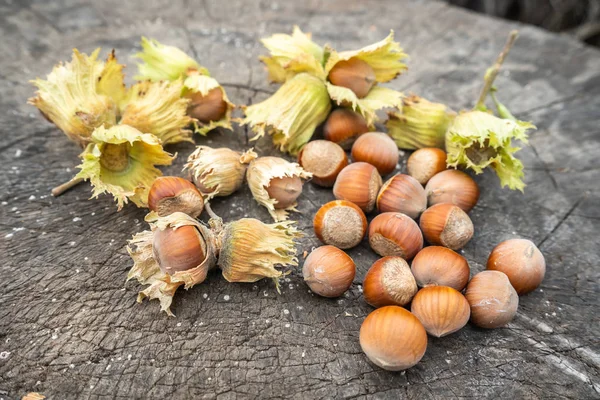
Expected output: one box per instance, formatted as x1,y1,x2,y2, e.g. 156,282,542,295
204,202,220,220
475,30,519,110
51,177,84,197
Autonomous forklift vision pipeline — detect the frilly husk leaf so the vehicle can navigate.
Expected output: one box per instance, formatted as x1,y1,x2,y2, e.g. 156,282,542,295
183,146,258,199
325,30,408,83
97,50,127,110
386,95,457,150
28,48,121,146
74,125,174,210
259,26,326,82
127,212,217,316
445,110,535,191
183,74,235,135
246,156,312,222
217,218,302,287
241,73,332,155
120,80,193,145
134,37,209,81
326,83,403,127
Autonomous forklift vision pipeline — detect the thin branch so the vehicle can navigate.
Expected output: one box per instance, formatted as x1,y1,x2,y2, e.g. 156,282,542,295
475,30,519,110
51,177,84,197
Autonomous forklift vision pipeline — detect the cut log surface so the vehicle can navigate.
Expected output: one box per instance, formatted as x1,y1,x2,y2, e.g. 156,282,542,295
1,1,599,399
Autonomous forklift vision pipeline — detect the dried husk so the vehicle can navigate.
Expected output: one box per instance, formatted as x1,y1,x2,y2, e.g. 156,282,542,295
387,95,457,150
127,212,217,316
74,125,174,209
28,49,125,146
246,157,312,221
259,26,326,83
216,218,302,288
241,73,332,155
183,146,258,199
120,79,193,145
134,36,208,81
445,110,535,191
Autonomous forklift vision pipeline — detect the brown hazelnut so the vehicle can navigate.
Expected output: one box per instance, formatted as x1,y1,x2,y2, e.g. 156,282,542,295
351,132,399,176
360,306,427,371
148,176,204,218
298,140,348,187
363,256,418,308
487,239,546,295
333,162,382,213
406,148,447,185
425,170,480,212
368,212,423,259
153,225,207,275
419,203,474,250
411,246,470,291
314,200,367,249
186,87,227,123
465,270,519,329
411,286,470,337
303,245,356,297
266,176,303,209
328,58,376,98
376,173,427,219
323,108,369,150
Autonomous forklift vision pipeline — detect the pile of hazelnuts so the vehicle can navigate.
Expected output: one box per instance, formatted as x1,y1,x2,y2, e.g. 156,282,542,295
297,124,547,372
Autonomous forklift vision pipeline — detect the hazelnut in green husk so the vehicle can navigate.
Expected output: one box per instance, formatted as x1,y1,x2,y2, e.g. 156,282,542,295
134,37,233,135
74,124,174,209
445,111,535,191
241,73,331,155
324,31,407,126
386,95,456,150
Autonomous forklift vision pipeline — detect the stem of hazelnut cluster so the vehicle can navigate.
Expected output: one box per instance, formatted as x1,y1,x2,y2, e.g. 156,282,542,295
51,177,84,197
475,30,519,110
204,202,220,220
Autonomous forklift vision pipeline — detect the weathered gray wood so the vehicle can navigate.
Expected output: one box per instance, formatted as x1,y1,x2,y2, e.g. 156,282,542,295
1,0,599,399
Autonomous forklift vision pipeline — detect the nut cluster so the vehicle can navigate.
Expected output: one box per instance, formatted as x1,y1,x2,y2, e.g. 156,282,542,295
31,27,545,377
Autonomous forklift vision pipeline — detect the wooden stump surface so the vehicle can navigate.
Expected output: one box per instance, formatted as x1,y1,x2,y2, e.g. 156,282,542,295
0,0,599,399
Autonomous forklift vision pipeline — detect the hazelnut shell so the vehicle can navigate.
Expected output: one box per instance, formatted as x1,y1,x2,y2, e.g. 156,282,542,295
314,200,367,249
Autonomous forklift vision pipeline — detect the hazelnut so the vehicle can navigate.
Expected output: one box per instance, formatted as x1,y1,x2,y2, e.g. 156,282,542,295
411,246,470,291
360,306,427,371
419,203,474,250
465,270,519,329
425,169,480,212
186,87,227,123
323,108,369,150
303,245,356,297
153,225,207,275
487,239,546,295
148,176,204,218
363,256,418,308
411,286,470,337
368,212,423,259
333,162,382,213
266,176,304,209
406,148,447,185
314,200,367,249
298,140,348,187
351,132,399,176
376,173,427,219
328,58,376,98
